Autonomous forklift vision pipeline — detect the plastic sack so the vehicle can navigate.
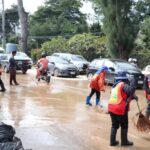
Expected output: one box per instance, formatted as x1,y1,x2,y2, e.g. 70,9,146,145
0,122,15,142
0,122,24,150
6,43,18,53
0,137,24,150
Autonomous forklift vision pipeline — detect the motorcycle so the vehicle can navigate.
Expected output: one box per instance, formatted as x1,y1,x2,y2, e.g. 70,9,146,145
36,68,51,83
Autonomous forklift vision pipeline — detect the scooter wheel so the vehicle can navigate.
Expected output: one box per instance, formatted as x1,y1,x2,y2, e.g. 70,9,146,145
46,76,50,83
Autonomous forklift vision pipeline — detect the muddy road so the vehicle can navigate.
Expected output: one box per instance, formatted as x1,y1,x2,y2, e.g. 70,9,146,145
0,69,149,150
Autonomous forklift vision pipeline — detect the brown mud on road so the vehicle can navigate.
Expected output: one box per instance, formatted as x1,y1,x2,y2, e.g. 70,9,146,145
0,69,149,150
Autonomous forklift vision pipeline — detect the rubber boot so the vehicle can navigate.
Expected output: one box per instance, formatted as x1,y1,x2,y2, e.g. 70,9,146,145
96,98,103,108
110,128,119,146
96,98,100,105
86,96,92,106
121,129,133,146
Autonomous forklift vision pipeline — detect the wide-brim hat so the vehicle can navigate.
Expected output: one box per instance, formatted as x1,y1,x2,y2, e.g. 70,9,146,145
142,65,150,75
115,71,128,80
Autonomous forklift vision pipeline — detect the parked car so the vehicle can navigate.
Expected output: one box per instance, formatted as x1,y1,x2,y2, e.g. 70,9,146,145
0,52,33,74
142,65,150,75
52,53,89,74
86,58,144,88
47,56,79,77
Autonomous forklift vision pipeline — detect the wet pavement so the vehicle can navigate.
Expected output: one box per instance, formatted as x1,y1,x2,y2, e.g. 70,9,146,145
0,69,150,150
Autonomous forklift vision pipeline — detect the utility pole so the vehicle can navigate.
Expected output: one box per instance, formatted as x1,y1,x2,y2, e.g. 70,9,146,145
2,0,5,49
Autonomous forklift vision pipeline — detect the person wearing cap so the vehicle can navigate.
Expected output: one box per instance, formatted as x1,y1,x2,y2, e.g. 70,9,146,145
36,52,49,81
9,51,19,85
108,71,138,146
85,66,108,106
143,66,150,119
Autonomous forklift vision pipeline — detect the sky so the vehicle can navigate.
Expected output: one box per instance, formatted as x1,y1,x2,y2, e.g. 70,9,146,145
3,0,96,24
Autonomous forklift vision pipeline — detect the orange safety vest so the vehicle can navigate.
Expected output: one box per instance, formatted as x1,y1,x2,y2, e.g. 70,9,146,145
108,82,128,115
145,81,150,100
89,72,106,92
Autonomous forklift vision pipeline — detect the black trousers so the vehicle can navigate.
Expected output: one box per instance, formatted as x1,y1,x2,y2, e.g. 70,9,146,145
88,88,100,99
0,78,5,90
110,112,128,129
10,69,18,84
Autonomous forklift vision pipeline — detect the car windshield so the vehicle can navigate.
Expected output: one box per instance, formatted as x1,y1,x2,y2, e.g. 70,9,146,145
71,55,86,61
113,60,137,70
49,57,69,64
16,52,28,57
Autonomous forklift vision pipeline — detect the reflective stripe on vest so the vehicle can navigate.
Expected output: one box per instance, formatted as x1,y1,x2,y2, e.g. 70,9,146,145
146,81,150,100
109,82,124,105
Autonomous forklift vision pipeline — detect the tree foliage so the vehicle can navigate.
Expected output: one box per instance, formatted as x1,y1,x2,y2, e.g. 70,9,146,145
29,0,88,37
94,0,138,59
131,16,150,68
89,0,150,59
67,33,108,60
41,36,68,55
0,5,19,43
31,33,109,61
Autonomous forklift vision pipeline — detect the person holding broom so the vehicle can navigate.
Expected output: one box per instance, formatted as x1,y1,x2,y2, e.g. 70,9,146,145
143,66,150,119
85,66,108,106
108,71,138,146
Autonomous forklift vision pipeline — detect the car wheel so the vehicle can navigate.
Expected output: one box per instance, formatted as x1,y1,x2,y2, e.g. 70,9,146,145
46,76,51,83
4,66,9,73
87,73,93,80
72,75,76,78
54,69,59,77
22,69,27,74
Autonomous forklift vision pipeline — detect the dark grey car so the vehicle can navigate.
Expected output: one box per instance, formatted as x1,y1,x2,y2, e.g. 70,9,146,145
47,56,79,77
86,58,144,88
52,53,89,74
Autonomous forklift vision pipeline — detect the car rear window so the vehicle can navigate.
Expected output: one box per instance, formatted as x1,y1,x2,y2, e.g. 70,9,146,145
71,55,86,61
114,61,137,70
48,57,69,64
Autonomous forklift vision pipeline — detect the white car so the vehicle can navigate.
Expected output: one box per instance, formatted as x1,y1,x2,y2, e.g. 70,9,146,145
142,65,150,75
1,52,33,74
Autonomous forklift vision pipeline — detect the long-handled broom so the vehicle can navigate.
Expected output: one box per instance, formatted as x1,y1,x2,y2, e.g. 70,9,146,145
133,101,150,132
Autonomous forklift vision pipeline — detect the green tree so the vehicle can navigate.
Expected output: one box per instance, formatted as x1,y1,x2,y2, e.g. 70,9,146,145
95,0,139,59
29,0,88,39
131,17,150,68
0,5,19,42
89,0,150,59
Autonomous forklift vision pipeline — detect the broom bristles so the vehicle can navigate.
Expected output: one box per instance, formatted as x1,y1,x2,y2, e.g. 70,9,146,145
134,113,150,132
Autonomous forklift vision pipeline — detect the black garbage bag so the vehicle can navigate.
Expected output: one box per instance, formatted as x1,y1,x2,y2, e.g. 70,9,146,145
0,122,24,150
0,137,24,150
0,122,15,142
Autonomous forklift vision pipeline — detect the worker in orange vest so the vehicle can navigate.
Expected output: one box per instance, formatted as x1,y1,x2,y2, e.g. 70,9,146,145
108,71,138,146
143,66,150,119
86,66,108,106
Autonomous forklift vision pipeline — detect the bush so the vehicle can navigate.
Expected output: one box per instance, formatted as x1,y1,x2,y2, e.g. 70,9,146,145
31,48,42,62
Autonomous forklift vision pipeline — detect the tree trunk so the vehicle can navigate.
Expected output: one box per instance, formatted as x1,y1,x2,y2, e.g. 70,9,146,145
17,0,28,54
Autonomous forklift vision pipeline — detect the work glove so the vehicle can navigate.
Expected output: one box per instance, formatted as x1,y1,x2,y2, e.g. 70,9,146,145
133,95,138,101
